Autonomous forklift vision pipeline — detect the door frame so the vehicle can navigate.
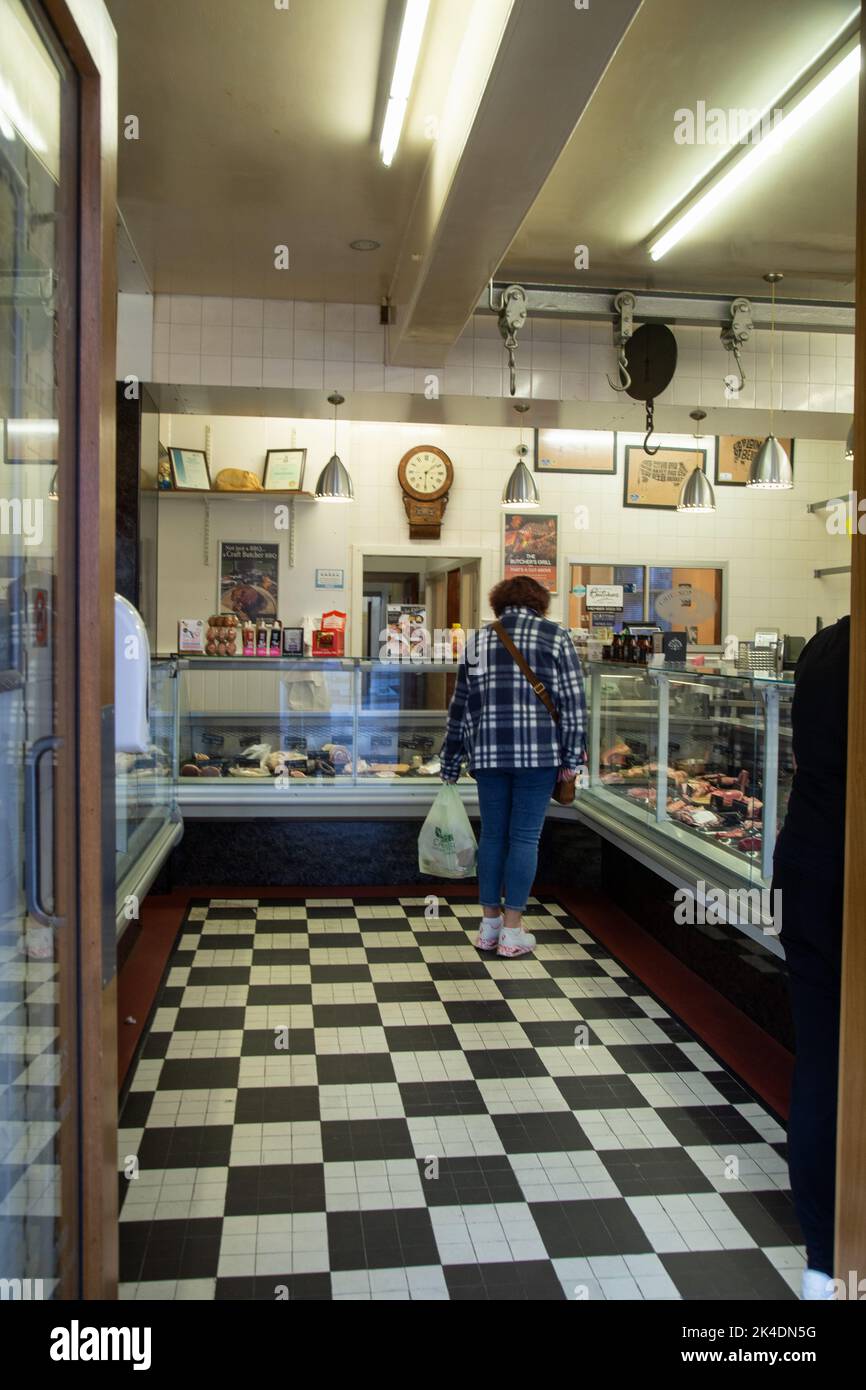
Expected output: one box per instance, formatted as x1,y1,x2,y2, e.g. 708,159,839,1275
41,0,118,1300
350,543,497,656
836,11,866,1282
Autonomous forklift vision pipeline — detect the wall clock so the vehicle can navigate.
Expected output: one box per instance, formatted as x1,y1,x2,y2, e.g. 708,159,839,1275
397,445,454,539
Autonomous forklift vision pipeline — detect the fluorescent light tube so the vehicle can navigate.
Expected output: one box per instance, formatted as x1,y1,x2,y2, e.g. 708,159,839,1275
650,45,860,261
379,0,430,167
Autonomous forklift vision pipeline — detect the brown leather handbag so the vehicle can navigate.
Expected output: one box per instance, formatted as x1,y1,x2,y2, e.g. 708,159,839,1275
491,621,577,805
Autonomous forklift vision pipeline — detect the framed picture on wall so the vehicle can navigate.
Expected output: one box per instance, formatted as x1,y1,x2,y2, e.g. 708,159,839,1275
168,446,211,491
534,428,616,474
263,447,306,491
503,513,559,593
715,435,795,486
623,445,707,511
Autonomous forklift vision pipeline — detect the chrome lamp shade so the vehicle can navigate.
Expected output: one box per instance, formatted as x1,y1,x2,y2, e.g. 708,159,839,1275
502,458,539,507
747,435,793,490
315,452,354,502
677,467,715,512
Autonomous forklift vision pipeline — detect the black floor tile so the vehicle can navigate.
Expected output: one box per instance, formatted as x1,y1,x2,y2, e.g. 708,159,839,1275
321,1118,414,1163
661,1249,796,1300
398,1079,487,1117
598,1146,715,1197
529,1198,653,1259
492,1110,592,1154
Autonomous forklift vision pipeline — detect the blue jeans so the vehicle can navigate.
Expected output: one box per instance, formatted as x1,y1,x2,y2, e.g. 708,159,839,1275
474,767,557,912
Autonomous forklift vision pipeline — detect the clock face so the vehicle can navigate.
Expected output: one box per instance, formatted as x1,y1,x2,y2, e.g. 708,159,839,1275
398,446,453,501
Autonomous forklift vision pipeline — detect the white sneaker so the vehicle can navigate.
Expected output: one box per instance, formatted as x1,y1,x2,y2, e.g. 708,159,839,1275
497,925,536,958
801,1268,836,1301
475,916,502,951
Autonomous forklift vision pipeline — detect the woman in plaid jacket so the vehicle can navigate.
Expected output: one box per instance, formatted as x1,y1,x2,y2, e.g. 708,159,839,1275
440,577,586,957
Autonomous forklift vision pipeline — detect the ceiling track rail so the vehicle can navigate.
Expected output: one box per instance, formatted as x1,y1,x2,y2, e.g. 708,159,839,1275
476,283,855,335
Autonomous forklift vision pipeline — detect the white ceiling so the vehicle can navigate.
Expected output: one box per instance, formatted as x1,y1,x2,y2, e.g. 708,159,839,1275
107,0,471,301
109,0,860,332
505,0,860,302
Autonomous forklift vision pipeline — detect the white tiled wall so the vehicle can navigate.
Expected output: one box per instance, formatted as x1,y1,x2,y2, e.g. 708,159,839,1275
146,294,856,413
155,413,851,657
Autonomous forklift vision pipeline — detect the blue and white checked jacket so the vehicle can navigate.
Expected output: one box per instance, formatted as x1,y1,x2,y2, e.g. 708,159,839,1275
439,607,587,779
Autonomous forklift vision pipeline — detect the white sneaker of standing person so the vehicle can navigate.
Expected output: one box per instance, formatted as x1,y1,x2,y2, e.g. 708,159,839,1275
475,915,503,951
801,1268,836,1301
497,924,537,958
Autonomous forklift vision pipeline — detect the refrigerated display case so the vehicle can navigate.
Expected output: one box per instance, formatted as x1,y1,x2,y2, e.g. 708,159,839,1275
126,657,796,933
171,656,473,813
115,656,181,930
579,659,794,889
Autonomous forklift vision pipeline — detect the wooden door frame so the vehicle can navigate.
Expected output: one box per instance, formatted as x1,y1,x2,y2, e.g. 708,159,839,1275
836,13,866,1283
41,0,118,1299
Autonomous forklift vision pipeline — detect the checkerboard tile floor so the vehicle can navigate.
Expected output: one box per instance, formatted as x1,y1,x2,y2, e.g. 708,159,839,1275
118,896,803,1301
0,944,61,1296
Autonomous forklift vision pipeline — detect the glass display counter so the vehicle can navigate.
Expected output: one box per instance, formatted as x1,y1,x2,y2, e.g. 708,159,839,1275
580,660,794,886
115,657,181,928
117,658,796,914
171,657,473,811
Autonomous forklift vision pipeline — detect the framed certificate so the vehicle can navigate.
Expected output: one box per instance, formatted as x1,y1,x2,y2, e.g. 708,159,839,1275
535,428,616,475
168,446,211,491
263,448,306,491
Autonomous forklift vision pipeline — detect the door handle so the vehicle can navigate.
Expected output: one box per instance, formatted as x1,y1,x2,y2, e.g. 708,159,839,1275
25,734,65,929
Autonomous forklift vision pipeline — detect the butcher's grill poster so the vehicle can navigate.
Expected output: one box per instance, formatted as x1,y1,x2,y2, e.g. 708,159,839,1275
218,542,279,621
503,514,558,593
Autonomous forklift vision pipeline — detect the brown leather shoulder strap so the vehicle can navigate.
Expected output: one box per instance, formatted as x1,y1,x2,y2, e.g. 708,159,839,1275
491,620,559,724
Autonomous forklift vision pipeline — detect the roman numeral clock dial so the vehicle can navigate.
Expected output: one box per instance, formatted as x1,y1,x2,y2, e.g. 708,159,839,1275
397,445,454,539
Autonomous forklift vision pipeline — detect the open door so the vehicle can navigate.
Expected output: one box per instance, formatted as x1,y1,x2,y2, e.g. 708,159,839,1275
0,0,117,1299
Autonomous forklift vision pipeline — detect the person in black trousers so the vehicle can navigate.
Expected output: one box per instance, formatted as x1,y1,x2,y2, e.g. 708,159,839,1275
773,615,849,1300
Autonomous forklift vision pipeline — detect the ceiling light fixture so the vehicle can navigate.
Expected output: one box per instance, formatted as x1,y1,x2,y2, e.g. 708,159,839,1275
650,41,861,262
748,273,793,491
677,409,716,512
503,403,539,508
314,391,354,503
350,239,381,252
379,0,430,168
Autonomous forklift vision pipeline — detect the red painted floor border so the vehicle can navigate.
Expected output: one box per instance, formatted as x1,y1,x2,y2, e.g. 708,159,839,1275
118,883,794,1120
549,884,793,1121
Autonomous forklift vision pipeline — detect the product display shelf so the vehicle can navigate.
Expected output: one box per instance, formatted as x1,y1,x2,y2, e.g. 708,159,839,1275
575,661,794,921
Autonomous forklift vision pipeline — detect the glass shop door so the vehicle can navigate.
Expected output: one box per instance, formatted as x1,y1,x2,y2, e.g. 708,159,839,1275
0,0,81,1299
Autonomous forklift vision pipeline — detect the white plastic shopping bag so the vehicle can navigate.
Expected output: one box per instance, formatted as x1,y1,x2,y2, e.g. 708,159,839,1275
418,784,477,879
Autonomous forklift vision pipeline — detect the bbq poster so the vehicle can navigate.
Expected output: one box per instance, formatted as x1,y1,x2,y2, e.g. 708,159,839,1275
503,513,558,593
218,541,279,621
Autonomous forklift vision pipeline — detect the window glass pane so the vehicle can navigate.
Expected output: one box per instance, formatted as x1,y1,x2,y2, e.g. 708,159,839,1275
649,566,723,645
568,563,645,628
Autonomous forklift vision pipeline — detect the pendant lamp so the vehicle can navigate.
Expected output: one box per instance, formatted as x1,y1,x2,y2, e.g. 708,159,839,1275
677,409,716,512
502,401,539,507
315,391,354,502
846,419,854,462
748,273,793,490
